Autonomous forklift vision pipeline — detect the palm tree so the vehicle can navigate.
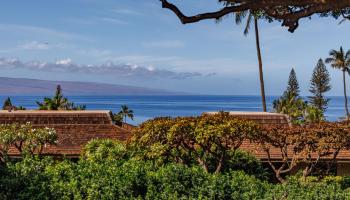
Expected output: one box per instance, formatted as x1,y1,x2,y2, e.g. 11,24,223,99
325,46,350,118
37,85,69,110
118,105,134,123
36,85,86,110
235,11,267,112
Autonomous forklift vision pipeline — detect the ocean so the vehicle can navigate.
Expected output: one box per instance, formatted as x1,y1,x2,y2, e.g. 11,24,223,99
1,95,348,125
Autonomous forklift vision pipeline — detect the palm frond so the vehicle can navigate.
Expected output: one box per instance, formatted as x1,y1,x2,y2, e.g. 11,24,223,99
243,13,252,36
339,18,348,24
235,11,247,25
328,49,338,57
324,57,335,64
346,49,350,60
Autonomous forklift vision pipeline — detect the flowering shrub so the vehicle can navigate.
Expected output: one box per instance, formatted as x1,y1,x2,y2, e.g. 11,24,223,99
0,123,57,163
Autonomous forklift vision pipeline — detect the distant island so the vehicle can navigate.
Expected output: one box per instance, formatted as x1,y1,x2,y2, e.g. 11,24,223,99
0,77,184,96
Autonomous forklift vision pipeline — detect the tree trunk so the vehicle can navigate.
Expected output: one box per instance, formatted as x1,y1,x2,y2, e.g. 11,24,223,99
343,70,349,118
214,153,225,173
275,170,286,183
254,17,267,112
302,166,312,180
197,157,208,172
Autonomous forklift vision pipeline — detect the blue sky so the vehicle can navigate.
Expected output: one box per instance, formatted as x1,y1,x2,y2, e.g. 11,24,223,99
0,0,349,95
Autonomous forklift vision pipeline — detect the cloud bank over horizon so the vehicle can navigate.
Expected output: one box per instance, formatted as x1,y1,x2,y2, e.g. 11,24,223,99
0,57,206,80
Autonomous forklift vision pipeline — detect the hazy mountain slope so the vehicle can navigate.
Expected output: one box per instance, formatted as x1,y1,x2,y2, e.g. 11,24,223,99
0,77,183,95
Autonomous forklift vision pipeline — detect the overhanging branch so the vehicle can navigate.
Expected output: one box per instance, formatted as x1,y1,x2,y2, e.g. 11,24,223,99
160,0,350,32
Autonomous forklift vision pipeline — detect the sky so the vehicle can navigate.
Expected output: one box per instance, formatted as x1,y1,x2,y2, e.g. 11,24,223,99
0,0,350,95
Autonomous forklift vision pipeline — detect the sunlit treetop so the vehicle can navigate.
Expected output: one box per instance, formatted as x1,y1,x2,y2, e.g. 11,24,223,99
160,0,350,32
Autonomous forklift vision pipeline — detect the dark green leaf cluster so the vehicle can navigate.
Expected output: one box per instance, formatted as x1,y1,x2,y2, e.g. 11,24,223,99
1,154,350,200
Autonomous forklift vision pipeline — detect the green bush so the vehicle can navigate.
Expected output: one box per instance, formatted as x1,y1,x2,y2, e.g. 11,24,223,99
2,156,350,200
222,150,270,180
0,157,270,200
146,165,269,200
0,156,54,200
82,139,128,162
266,176,350,200
1,139,350,200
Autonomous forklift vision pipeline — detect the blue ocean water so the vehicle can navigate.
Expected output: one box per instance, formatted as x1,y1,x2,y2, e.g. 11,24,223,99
0,95,347,125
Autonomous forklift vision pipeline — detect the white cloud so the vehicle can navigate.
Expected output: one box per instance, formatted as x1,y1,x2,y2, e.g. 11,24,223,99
112,8,141,16
19,41,49,50
98,17,128,25
100,53,254,76
142,40,185,48
55,58,72,65
0,57,203,79
0,41,73,53
0,24,91,41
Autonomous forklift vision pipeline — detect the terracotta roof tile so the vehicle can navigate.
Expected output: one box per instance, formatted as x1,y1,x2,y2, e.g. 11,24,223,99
2,110,132,157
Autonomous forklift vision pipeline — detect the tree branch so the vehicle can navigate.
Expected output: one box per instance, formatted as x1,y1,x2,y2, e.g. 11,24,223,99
159,0,350,32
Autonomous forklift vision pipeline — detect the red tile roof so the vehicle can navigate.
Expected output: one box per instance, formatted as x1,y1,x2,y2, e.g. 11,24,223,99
2,110,132,157
205,111,291,127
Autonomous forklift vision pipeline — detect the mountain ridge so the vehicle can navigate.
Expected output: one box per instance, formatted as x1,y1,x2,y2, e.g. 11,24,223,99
0,77,185,95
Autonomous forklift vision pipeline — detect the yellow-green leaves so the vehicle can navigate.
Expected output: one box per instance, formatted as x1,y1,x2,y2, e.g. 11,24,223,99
130,112,260,173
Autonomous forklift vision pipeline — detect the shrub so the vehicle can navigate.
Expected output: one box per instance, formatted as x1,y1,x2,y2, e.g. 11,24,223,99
266,175,350,199
0,157,270,200
82,139,128,162
2,156,350,200
0,156,54,200
131,112,260,173
222,150,270,180
0,123,57,163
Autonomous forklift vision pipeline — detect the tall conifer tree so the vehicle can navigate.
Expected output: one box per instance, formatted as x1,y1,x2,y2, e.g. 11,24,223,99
2,97,13,110
284,68,300,98
309,59,331,112
273,68,306,124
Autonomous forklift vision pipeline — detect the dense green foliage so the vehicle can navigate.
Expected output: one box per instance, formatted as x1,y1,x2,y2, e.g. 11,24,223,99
1,154,350,200
0,156,269,200
308,59,331,113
